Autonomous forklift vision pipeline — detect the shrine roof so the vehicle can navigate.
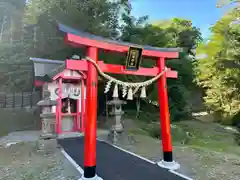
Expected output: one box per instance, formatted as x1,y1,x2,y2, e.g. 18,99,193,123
57,23,183,53
30,57,64,82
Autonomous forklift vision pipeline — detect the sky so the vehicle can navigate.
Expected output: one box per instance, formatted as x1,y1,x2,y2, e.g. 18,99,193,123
131,0,231,40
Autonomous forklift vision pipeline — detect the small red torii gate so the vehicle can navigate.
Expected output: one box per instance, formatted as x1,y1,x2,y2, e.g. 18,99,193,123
58,23,181,179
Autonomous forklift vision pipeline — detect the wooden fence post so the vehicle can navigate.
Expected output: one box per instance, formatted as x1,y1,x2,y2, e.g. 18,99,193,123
12,92,15,108
21,91,24,108
4,94,6,108
30,92,33,108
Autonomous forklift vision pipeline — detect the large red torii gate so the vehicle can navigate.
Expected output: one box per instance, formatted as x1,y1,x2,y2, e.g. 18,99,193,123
58,23,182,179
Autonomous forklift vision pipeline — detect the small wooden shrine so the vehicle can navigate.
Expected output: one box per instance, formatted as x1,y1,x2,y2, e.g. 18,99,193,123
31,57,86,135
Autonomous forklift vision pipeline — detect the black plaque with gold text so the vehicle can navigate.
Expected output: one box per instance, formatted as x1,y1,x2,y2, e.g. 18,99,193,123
125,46,143,71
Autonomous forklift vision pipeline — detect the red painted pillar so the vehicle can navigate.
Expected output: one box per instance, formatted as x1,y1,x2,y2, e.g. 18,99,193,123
81,79,85,133
56,78,62,134
76,98,80,131
84,47,98,178
157,57,173,162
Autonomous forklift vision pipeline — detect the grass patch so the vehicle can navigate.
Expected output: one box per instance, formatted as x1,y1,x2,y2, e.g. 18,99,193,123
175,121,237,145
0,108,40,137
128,127,149,136
127,115,240,155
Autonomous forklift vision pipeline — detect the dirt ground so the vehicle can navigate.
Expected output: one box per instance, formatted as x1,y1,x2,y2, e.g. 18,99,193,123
0,142,80,180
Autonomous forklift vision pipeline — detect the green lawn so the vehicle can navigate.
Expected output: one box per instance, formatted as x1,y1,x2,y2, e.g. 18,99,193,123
125,112,240,156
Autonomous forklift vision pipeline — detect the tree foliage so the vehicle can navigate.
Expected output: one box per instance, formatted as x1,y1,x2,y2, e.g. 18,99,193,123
0,0,33,91
120,16,202,119
195,7,240,124
0,0,203,121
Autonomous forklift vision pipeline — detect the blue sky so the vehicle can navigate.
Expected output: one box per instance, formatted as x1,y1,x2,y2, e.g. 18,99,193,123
131,0,231,40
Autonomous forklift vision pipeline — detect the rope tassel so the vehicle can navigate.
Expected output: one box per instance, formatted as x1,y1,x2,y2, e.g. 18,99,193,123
140,86,146,98
127,88,133,100
113,84,118,98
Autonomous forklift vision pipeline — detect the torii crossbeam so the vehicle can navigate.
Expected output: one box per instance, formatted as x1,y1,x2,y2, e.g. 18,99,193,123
57,23,186,180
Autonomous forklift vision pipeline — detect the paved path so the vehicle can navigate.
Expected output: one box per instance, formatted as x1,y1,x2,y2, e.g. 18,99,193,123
58,137,188,180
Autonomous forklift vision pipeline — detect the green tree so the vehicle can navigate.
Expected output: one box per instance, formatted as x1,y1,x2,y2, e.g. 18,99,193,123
24,0,203,120
0,0,32,92
0,42,34,91
195,7,240,124
0,0,25,42
0,0,132,91
120,15,202,120
0,0,203,121
24,0,131,58
216,0,240,8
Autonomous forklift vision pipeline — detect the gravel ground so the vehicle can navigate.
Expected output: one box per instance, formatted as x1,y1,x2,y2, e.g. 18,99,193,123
0,142,80,180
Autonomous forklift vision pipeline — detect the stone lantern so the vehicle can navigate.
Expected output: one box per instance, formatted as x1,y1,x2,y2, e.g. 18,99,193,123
37,84,58,139
106,97,126,143
36,84,58,151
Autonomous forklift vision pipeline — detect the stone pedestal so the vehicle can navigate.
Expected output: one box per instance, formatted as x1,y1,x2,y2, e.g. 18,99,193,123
40,112,56,136
37,99,58,138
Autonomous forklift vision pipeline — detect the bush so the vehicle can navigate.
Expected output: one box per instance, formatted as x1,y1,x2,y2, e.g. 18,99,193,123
235,133,240,146
148,125,162,139
232,112,240,128
144,123,190,144
232,112,240,146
